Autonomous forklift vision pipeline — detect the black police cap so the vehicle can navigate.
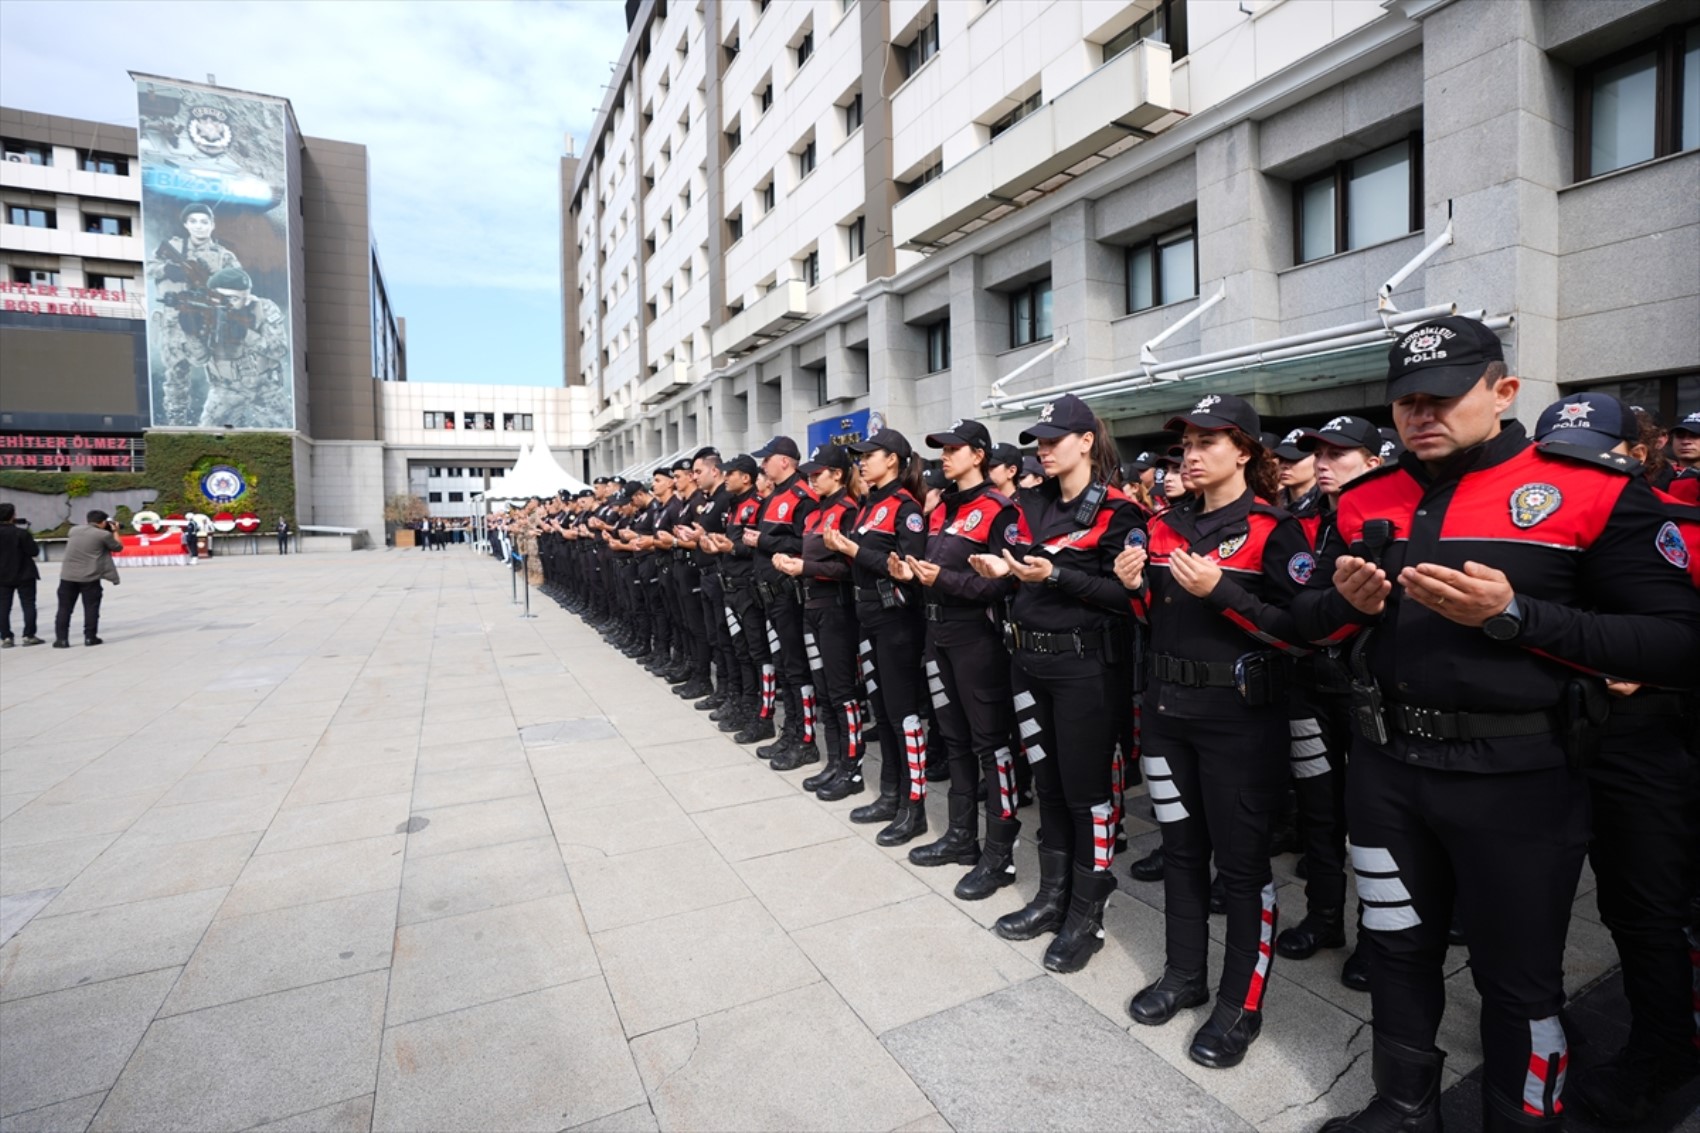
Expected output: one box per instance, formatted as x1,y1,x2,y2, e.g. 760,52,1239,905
799,444,853,475
753,435,801,460
1386,315,1504,401
1019,394,1097,443
849,428,913,460
1165,393,1260,437
1297,415,1382,454
925,418,992,452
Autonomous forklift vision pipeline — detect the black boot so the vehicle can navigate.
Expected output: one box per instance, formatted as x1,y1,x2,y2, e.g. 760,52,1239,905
675,675,713,700
1188,1000,1263,1070
1128,846,1165,882
770,729,821,772
733,704,776,745
875,798,928,847
802,725,843,793
1318,1036,1445,1132
908,796,979,867
994,848,1071,941
849,789,899,825
1571,1044,1698,1128
1043,868,1117,973
1275,906,1346,960
1128,967,1209,1026
757,689,799,760
955,815,1018,901
815,758,866,801
1482,1088,1561,1130
1340,939,1371,992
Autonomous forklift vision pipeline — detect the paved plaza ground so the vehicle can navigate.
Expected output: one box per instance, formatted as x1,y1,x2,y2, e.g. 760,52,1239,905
0,547,1676,1132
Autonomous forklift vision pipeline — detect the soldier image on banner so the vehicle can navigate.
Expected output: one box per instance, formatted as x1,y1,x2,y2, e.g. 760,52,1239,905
191,268,290,428
146,202,242,423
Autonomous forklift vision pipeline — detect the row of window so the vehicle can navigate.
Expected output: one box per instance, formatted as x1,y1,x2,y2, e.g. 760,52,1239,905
420,412,535,431
425,466,496,478
426,492,466,503
7,267,135,292
1578,21,1699,179
4,204,134,235
1,141,131,175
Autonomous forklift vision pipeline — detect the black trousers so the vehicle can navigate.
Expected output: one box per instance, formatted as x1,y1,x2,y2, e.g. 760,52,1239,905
804,597,858,757
1144,705,1287,1011
925,615,1011,819
764,583,808,692
55,579,104,640
1590,709,1700,1060
1290,692,1351,912
673,562,709,677
700,572,737,694
726,578,768,703
1011,648,1125,871
2,580,37,639
1349,747,1588,1120
859,606,925,800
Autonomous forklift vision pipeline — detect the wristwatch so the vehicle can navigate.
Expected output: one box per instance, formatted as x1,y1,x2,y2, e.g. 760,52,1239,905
1044,565,1064,588
1482,594,1523,641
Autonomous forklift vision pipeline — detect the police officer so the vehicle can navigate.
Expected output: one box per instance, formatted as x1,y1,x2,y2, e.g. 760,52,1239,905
745,437,818,763
1292,317,1700,1132
1114,393,1311,1068
685,449,739,715
1669,410,1700,504
823,428,930,842
894,419,1022,896
1529,392,1700,1125
720,455,778,743
969,393,1143,974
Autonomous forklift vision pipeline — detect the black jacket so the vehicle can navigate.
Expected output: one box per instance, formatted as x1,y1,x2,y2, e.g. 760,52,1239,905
0,523,40,585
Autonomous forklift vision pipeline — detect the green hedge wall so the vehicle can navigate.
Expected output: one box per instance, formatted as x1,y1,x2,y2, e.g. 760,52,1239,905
0,430,297,532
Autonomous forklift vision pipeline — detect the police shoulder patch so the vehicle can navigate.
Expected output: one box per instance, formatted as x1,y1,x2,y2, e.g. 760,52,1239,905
1288,551,1316,584
906,512,925,533
1655,521,1690,569
1509,483,1562,528
1004,522,1022,545
1217,533,1248,559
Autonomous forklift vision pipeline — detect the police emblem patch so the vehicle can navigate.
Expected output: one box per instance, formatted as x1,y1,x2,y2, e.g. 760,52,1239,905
906,513,925,533
1324,415,1354,433
1555,401,1594,426
1004,523,1021,545
962,510,983,533
1509,483,1562,528
1126,529,1147,549
1217,534,1248,559
776,501,790,519
874,506,890,525
1655,521,1689,568
1038,402,1056,423
1288,552,1316,584
1194,395,1222,414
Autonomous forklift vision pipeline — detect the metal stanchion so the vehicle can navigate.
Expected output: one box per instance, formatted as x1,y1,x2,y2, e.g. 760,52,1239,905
520,567,536,619
510,554,520,605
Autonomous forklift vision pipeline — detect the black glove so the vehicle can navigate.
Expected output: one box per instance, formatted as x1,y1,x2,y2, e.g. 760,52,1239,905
163,262,189,283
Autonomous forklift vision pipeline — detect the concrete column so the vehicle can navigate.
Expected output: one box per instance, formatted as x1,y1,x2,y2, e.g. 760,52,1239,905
866,290,927,435
1416,0,1565,418
1195,120,1282,354
1048,200,1122,386
948,256,1007,415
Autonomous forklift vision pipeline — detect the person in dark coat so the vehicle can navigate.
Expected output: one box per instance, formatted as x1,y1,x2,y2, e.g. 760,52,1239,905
0,502,44,646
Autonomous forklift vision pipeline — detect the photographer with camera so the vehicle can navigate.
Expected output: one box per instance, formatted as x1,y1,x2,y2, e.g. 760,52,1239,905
54,510,122,648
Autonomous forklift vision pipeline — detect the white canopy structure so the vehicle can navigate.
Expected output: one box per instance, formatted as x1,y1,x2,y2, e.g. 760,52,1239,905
478,433,589,500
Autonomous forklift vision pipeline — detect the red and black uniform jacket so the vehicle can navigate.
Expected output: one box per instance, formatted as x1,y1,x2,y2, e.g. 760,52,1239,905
1290,423,1700,773
723,489,762,582
925,482,1020,614
801,490,857,603
989,478,1144,635
1667,467,1700,506
1129,489,1313,719
848,480,926,615
754,473,817,585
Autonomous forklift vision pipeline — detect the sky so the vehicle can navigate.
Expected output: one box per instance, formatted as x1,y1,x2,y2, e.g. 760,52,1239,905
0,0,630,385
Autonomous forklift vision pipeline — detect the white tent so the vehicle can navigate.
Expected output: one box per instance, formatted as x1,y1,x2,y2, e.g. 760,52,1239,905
479,432,589,500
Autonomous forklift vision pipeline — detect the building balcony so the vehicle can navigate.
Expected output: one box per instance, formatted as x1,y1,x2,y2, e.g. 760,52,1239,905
711,279,811,358
892,40,1175,250
638,359,692,406
591,401,631,433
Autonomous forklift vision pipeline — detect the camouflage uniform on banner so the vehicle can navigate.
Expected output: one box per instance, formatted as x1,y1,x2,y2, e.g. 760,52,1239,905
147,228,242,424
195,269,291,428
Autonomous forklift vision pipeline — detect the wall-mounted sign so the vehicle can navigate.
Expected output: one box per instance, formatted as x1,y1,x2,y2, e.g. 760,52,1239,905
0,282,145,320
807,408,879,454
199,463,247,502
0,432,144,470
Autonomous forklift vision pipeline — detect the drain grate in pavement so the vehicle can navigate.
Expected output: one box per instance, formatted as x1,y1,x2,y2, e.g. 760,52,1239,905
518,718,618,746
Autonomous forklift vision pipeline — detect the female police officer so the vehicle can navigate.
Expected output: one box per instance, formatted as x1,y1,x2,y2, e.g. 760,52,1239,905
889,419,1022,897
820,428,930,845
968,393,1142,973
1114,392,1313,1069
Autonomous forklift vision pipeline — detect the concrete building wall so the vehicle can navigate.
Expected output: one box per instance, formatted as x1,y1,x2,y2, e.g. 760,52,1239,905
302,136,381,442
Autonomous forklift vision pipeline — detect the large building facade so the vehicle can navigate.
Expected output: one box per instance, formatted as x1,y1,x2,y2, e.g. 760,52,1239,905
567,0,1699,470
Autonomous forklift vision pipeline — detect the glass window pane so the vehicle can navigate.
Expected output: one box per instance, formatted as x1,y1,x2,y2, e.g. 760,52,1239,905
1347,142,1410,249
1035,282,1053,341
1012,290,1033,346
1128,245,1154,311
1158,235,1195,305
1300,178,1335,262
1590,50,1658,175
1683,28,1700,153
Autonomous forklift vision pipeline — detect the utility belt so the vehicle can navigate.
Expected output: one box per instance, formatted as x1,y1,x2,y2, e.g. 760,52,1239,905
1607,690,1689,720
855,581,912,611
803,579,850,608
1296,651,1352,696
1005,620,1126,662
1152,650,1285,707
923,602,990,624
756,577,799,606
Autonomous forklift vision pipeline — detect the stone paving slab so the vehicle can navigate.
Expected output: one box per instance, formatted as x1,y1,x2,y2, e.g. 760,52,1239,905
0,550,1631,1131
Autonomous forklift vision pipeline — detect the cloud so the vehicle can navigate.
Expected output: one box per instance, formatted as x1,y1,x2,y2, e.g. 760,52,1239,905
0,0,629,295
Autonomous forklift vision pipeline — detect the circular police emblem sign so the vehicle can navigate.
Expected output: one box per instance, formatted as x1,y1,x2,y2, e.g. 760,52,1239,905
1217,533,1248,559
906,513,925,533
200,464,246,503
1509,483,1561,528
1655,521,1689,569
1288,551,1316,584
962,510,983,533
188,106,233,155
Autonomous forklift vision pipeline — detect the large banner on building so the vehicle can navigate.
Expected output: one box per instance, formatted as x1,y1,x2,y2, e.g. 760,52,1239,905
136,77,294,429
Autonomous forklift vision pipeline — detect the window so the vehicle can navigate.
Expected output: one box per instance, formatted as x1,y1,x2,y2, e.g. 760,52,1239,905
447,467,463,478
427,491,443,503
1126,223,1197,312
6,206,54,229
843,92,864,135
85,273,134,294
448,492,465,503
845,216,866,260
2,139,51,165
796,138,816,178
681,184,692,211
796,30,814,67
84,214,132,236
759,82,774,113
503,413,534,431
801,249,820,287
1009,279,1053,348
989,92,1042,140
1293,136,1419,264
10,267,58,286
1099,0,1188,64
79,150,129,175
927,320,951,373
1575,22,1700,179
423,412,446,430
898,160,944,197
761,179,777,212
726,124,742,153
725,35,740,65
901,13,940,79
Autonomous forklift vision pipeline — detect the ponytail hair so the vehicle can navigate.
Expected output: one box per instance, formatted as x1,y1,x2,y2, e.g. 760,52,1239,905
1088,415,1122,486
1631,407,1669,480
897,452,926,500
1225,427,1280,502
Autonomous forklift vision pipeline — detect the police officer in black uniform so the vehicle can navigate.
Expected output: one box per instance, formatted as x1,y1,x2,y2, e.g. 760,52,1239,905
1293,317,1700,1132
721,456,777,743
746,437,819,763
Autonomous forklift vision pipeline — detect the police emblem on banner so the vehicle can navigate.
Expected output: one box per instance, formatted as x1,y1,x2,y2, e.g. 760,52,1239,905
906,513,925,533
1655,521,1690,568
1288,552,1316,584
200,464,246,503
188,106,232,155
1217,534,1247,559
1509,483,1562,528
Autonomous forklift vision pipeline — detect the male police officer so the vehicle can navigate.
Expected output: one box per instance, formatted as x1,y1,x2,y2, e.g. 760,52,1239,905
1297,317,1700,1132
743,436,818,763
